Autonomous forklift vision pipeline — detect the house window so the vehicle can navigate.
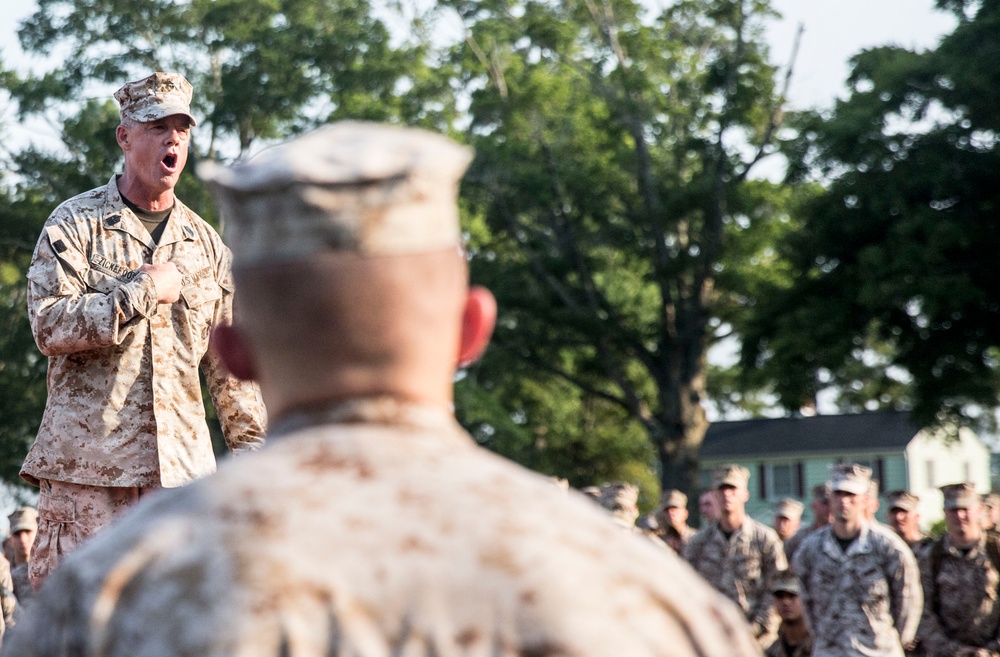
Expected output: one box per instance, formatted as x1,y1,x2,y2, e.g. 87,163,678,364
926,460,935,489
767,463,804,499
965,461,972,482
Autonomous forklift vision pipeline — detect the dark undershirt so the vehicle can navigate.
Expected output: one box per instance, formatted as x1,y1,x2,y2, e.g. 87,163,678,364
121,194,173,244
836,535,857,552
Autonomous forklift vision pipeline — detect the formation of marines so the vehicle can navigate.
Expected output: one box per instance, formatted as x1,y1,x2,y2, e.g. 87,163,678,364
1,69,999,657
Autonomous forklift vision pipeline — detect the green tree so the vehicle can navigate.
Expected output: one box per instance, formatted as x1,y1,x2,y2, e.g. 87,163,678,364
742,0,1000,430
447,0,796,498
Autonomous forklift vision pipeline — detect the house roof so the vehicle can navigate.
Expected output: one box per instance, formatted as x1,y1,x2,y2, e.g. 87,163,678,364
700,410,922,459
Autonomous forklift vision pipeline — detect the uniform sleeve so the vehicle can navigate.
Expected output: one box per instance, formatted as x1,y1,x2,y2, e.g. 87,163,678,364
915,546,965,657
889,535,924,647
749,527,786,638
791,542,816,632
0,558,15,632
200,245,266,454
682,528,703,565
27,219,158,356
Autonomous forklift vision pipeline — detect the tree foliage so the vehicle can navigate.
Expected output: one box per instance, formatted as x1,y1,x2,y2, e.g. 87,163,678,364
742,0,1000,430
447,0,796,499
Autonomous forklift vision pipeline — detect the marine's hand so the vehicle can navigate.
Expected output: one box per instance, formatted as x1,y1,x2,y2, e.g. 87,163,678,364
140,262,182,304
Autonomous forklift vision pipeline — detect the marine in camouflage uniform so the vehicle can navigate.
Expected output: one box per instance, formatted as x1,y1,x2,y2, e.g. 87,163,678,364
764,570,812,657
1,123,762,657
22,73,265,588
7,507,37,613
793,464,923,657
684,464,787,645
887,490,933,560
784,483,830,564
917,483,1000,657
655,489,697,553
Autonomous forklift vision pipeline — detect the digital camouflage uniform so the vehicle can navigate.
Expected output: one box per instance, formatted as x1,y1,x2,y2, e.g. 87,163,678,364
764,631,812,657
793,522,923,657
684,516,787,641
9,564,31,611
916,530,1000,655
783,525,821,564
2,398,763,657
25,172,266,584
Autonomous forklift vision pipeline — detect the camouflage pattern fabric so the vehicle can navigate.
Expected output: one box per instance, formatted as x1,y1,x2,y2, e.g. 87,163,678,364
916,534,1000,656
660,523,698,554
23,175,265,490
9,565,31,612
793,522,923,657
2,397,762,657
28,480,158,589
783,525,818,564
0,556,12,633
764,626,813,657
683,517,787,642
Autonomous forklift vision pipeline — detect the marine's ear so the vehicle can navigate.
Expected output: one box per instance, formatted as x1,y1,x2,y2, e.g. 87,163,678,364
457,286,497,368
211,323,258,381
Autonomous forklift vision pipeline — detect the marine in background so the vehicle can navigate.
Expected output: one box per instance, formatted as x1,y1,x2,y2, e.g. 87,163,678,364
917,483,1000,657
764,570,813,657
886,491,933,559
655,489,697,553
793,463,922,657
684,464,787,646
773,498,804,545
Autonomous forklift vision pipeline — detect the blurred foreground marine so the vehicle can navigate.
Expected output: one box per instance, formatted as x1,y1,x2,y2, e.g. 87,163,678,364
22,72,265,587
917,483,1000,657
793,463,922,657
3,123,761,657
684,464,787,645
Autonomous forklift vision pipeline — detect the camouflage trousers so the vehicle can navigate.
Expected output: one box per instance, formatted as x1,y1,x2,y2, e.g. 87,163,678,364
29,480,158,590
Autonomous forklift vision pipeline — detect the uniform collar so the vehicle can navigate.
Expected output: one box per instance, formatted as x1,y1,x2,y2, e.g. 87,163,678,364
267,396,459,439
102,175,197,247
821,521,873,560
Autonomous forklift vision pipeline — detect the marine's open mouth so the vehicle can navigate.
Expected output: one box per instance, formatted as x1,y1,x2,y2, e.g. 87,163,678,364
163,153,178,169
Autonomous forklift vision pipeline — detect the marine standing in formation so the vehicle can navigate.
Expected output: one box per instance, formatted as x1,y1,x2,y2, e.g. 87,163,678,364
793,463,922,657
887,490,933,559
655,489,697,553
917,483,1000,657
765,570,813,657
1,122,762,657
22,72,266,588
684,464,787,645
772,498,804,545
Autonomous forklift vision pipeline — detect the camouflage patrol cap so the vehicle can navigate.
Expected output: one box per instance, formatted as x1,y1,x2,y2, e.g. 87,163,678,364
983,493,1000,509
830,463,872,496
775,498,804,520
941,482,979,510
598,482,640,526
886,490,919,512
199,122,473,267
712,464,750,490
8,506,37,534
771,570,801,596
114,72,197,126
659,489,688,510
